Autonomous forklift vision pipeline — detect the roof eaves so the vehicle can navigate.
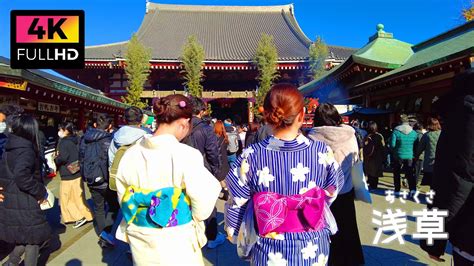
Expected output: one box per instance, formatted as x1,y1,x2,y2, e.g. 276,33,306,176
355,47,474,89
299,58,354,95
413,20,474,52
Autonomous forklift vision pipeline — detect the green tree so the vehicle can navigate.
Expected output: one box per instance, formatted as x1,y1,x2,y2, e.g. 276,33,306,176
254,33,279,111
463,1,474,21
122,34,151,109
309,36,329,80
180,35,205,97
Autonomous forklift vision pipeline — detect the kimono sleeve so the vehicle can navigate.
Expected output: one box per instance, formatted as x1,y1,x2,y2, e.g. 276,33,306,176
183,148,221,222
224,151,252,239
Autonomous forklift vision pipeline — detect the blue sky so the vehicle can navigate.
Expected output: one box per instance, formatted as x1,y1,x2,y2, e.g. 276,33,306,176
0,0,469,59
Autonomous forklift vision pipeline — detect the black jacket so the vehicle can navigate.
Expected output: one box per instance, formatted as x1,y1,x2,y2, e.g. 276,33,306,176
363,133,385,177
79,128,111,189
432,90,474,255
55,135,81,180
216,136,230,182
0,134,51,245
186,117,220,176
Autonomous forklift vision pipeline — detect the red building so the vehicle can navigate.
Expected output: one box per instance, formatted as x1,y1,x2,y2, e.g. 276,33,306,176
56,2,354,123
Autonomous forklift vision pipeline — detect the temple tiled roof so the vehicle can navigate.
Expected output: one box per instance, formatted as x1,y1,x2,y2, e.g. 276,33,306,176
299,24,413,96
356,20,474,88
85,3,355,62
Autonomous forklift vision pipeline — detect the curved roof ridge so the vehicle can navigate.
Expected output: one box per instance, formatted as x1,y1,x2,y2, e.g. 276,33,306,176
281,7,311,47
148,2,294,13
86,41,128,49
327,44,357,50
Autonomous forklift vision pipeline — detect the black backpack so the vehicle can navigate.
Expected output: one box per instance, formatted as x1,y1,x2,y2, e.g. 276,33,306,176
80,137,108,187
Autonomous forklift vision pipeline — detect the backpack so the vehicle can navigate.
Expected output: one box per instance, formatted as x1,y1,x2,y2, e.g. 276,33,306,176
109,139,139,191
227,132,239,154
80,138,108,187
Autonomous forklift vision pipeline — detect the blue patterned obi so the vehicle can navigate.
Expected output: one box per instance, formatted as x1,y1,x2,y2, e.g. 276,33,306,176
121,185,192,228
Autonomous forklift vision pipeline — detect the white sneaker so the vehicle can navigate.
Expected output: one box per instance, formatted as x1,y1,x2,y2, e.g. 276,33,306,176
207,233,226,249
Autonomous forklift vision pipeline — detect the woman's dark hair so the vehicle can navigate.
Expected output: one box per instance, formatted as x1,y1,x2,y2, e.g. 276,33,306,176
124,107,143,125
59,122,77,137
413,122,424,131
367,121,378,134
154,94,193,125
189,96,206,116
10,114,40,154
263,83,305,130
313,103,342,127
93,114,111,130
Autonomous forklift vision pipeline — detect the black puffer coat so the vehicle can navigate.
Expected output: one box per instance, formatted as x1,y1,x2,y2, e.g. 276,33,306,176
0,134,51,245
55,135,81,180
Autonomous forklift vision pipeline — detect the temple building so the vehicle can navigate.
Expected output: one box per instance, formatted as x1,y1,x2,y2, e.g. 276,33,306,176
0,57,127,130
300,21,474,123
55,2,355,123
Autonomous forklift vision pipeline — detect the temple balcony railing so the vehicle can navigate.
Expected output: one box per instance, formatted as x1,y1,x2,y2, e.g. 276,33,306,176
141,90,256,99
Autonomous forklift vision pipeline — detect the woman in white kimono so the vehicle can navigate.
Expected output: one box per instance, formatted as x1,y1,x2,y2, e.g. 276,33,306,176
115,94,221,265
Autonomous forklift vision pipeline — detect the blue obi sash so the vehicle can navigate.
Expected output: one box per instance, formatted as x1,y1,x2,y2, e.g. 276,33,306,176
121,185,192,228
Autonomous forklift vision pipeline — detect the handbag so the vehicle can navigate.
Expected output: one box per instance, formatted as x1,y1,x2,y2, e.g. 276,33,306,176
40,187,55,210
66,160,80,175
351,160,372,204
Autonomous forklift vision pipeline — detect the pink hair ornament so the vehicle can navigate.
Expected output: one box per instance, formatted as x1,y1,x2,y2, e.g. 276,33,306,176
178,101,187,108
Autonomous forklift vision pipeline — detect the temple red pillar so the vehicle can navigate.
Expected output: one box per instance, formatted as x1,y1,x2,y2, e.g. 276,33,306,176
78,107,85,131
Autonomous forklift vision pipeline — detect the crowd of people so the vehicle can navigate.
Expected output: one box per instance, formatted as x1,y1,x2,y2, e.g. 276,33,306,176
0,70,472,266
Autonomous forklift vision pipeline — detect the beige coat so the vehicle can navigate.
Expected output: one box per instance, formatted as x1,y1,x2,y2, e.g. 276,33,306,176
308,125,359,194
115,134,221,265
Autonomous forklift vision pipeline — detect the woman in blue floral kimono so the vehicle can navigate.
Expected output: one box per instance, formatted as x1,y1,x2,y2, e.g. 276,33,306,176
225,84,344,266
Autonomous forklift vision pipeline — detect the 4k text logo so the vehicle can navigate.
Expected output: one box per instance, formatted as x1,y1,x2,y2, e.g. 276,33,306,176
11,10,84,69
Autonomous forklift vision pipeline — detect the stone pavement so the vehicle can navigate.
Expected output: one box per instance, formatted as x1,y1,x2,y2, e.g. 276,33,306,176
2,173,453,265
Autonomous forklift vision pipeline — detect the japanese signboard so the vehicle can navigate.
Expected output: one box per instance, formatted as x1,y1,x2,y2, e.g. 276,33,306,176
38,101,60,113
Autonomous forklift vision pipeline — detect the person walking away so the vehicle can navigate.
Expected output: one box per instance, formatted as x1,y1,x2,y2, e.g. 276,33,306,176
184,97,225,249
238,124,247,147
413,122,427,186
224,119,241,166
0,114,51,266
414,117,441,188
115,95,221,265
213,120,230,201
225,84,344,265
391,114,418,196
308,103,365,266
0,105,24,158
351,120,367,151
363,121,386,190
55,122,93,228
185,97,220,177
244,121,260,147
420,69,474,265
108,107,151,172
79,115,118,248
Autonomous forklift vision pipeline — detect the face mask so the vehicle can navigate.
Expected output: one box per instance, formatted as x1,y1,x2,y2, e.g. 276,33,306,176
58,131,65,138
0,122,6,133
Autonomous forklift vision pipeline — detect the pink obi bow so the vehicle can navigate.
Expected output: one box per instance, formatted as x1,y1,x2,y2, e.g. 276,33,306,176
253,187,326,236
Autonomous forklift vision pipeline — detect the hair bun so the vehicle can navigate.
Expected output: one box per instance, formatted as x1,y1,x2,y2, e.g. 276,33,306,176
153,98,170,117
268,107,285,127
